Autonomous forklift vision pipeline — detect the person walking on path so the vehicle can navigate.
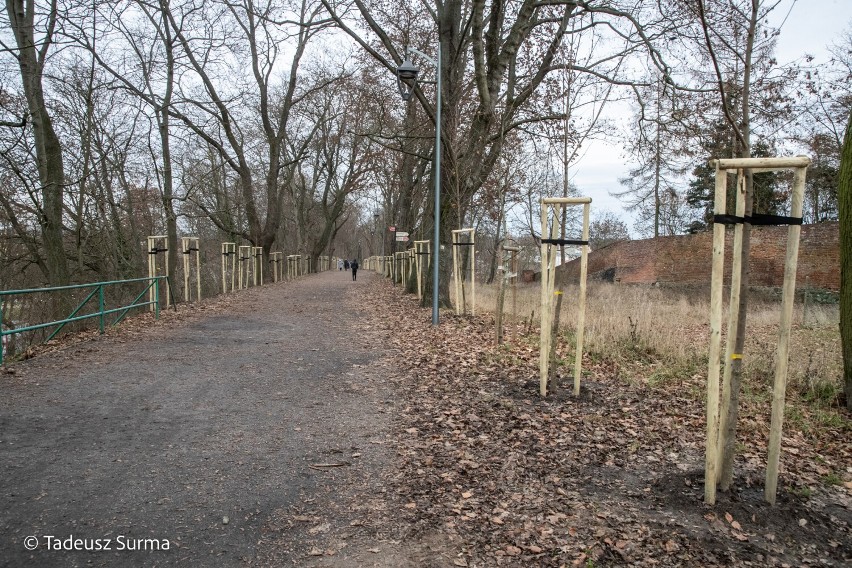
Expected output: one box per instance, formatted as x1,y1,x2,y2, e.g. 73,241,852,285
337,258,343,271
351,259,359,281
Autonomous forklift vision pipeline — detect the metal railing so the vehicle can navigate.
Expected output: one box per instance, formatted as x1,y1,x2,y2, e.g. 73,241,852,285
0,276,167,364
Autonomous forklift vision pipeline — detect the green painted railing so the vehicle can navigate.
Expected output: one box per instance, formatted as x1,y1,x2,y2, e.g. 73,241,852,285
0,277,166,364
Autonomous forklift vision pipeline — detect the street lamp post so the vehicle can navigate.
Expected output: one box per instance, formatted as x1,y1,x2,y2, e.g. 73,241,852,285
396,45,441,326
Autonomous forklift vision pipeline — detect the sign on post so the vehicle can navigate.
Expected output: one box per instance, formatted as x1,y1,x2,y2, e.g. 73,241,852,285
395,231,409,242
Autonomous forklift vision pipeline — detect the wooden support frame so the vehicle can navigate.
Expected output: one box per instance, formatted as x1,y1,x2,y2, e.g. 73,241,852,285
287,254,301,279
703,155,810,506
538,197,591,397
496,239,520,345
181,236,201,303
238,245,252,289
451,228,476,316
269,252,283,282
221,243,236,294
147,236,170,310
414,240,431,301
394,251,406,286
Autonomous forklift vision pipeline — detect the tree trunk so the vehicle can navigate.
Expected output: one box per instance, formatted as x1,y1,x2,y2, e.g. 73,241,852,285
157,1,179,304
156,107,179,305
7,0,70,286
839,112,852,411
653,83,662,238
718,0,759,492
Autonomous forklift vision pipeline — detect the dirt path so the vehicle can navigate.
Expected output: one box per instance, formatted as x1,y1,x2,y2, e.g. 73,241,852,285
0,271,414,567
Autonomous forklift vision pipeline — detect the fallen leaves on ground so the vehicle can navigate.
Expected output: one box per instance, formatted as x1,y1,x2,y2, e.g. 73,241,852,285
360,279,851,567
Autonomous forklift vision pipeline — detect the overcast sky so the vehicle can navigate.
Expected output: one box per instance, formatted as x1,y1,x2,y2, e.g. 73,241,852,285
571,1,851,234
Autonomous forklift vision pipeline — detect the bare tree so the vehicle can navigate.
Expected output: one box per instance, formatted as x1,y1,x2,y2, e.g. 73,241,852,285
321,0,676,303
4,0,69,285
616,75,694,237
589,210,630,250
170,0,338,269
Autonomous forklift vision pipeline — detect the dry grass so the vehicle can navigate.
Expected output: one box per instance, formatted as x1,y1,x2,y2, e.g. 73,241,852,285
470,281,844,413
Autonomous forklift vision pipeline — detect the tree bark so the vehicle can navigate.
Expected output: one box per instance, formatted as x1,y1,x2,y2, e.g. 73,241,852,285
839,112,852,411
717,0,758,492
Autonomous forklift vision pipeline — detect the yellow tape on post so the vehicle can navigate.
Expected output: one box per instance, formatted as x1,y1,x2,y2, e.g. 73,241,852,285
731,353,743,360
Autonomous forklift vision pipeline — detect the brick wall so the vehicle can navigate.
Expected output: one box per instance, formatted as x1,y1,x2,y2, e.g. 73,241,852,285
556,222,840,291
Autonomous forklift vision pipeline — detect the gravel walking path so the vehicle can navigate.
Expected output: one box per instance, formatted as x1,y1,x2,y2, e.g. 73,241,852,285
0,270,400,567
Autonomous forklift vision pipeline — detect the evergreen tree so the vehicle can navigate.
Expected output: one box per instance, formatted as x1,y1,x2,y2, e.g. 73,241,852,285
686,139,783,227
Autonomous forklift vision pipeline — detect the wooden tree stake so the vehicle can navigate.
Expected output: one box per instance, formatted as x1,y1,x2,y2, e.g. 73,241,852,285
717,171,746,481
765,164,807,504
704,164,728,505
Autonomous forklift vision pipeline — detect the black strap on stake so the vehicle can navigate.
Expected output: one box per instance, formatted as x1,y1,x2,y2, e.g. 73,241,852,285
222,251,234,256
148,247,168,254
183,247,199,254
713,214,745,225
452,242,475,246
541,238,589,246
713,214,802,226
748,214,803,226
416,252,431,255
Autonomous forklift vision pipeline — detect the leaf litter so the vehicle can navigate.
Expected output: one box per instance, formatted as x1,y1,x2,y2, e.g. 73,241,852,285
346,278,851,567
